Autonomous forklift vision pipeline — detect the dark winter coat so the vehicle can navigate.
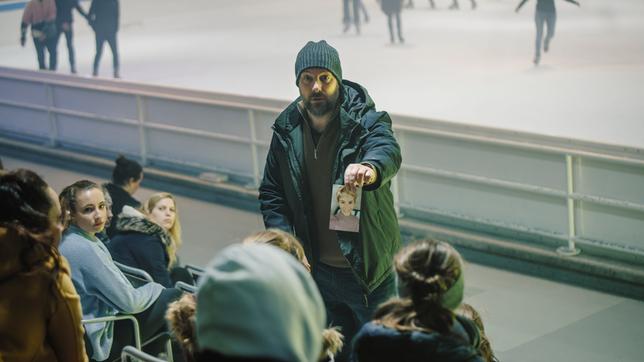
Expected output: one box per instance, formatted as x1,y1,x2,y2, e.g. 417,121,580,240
353,316,484,362
103,182,140,238
88,0,118,34
259,79,402,293
108,206,174,287
381,0,403,15
55,0,82,24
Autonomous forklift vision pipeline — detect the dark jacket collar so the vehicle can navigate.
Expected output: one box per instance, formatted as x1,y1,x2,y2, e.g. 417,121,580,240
273,79,375,136
115,206,173,247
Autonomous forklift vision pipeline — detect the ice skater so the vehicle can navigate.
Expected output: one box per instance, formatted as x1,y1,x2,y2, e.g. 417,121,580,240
343,0,369,35
20,0,58,71
54,0,89,74
516,0,580,65
380,0,404,44
88,0,120,78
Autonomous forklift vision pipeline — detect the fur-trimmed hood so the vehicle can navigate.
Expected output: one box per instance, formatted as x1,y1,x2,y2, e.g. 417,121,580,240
116,206,172,248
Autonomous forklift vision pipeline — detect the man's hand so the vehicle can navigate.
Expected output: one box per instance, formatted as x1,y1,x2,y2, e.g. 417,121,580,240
61,22,70,32
344,163,377,190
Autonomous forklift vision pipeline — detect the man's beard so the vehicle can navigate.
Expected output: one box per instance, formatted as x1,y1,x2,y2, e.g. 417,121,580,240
304,92,339,117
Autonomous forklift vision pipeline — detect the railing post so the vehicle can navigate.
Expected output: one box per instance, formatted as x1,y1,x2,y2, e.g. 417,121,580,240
557,154,581,256
248,109,260,188
136,95,148,165
46,84,58,147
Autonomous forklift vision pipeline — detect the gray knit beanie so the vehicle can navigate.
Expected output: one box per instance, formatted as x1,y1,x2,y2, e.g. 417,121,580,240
295,40,343,85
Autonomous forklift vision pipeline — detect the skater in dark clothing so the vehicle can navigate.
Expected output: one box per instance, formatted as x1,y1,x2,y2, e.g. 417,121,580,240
380,0,404,44
88,0,120,78
20,0,58,71
516,0,580,65
54,0,88,74
343,0,369,35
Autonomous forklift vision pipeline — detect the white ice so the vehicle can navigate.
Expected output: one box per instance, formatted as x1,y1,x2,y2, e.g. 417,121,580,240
1,0,643,148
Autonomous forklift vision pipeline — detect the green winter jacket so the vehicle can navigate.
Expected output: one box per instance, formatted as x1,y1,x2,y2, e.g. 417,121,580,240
259,79,402,293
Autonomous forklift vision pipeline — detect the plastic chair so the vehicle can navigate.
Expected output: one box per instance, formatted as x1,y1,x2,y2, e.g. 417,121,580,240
120,345,167,362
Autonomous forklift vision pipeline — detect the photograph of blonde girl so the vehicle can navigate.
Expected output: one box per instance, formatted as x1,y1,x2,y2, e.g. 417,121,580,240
329,184,361,233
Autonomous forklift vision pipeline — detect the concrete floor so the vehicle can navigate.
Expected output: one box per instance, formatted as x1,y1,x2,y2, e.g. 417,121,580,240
1,0,644,149
3,155,643,361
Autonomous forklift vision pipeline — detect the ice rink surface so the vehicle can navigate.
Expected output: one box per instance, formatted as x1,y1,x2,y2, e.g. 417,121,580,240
1,0,643,148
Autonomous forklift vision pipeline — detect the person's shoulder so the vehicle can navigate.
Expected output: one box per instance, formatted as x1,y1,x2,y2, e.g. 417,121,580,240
61,231,87,246
357,321,397,338
60,232,94,256
112,230,159,247
273,99,302,132
353,322,406,359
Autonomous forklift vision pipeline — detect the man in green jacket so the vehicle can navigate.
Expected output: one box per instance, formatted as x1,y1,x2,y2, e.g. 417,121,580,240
259,40,402,361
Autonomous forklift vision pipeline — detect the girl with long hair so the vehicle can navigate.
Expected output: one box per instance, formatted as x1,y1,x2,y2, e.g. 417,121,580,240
109,192,190,287
0,169,87,361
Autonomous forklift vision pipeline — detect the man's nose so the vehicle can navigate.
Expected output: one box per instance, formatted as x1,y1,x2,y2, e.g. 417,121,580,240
312,80,322,92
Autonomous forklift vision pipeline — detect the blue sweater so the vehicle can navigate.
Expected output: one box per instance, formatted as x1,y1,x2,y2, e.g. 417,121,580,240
59,226,164,361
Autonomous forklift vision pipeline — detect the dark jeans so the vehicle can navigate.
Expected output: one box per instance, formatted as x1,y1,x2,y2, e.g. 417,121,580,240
104,287,184,362
343,0,367,31
312,263,396,362
33,36,57,70
93,31,119,74
387,12,403,43
535,10,556,56
55,26,76,71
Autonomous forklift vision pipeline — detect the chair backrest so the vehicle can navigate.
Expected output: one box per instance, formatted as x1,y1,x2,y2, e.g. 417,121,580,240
114,261,154,287
174,281,196,294
185,264,204,283
121,345,167,362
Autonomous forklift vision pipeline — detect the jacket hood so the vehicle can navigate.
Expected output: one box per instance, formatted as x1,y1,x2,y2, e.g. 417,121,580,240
116,206,173,247
196,244,326,362
273,79,375,134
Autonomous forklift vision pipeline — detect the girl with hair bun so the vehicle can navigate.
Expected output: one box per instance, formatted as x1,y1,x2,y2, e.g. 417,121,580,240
352,239,484,362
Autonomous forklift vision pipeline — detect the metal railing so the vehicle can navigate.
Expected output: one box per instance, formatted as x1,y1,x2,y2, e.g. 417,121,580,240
2,66,643,263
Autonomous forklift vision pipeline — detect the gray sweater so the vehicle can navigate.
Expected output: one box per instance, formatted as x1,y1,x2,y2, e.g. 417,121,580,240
59,226,163,361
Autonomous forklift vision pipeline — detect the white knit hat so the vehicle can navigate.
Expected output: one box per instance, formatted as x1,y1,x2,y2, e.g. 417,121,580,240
196,244,326,362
